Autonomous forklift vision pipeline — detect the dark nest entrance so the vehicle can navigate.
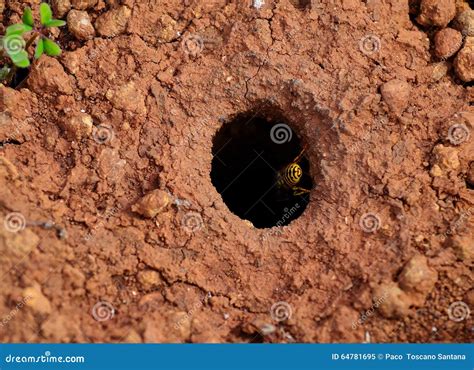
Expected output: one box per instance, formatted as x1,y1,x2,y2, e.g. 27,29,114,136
211,112,312,229
0,66,30,89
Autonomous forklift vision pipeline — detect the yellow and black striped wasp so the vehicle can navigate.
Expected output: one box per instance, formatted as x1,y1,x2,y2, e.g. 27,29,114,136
276,145,311,196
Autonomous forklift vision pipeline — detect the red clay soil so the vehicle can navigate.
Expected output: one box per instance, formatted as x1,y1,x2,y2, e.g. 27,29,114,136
0,0,473,343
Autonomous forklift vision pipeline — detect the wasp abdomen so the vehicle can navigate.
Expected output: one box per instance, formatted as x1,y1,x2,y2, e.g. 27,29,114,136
280,163,303,187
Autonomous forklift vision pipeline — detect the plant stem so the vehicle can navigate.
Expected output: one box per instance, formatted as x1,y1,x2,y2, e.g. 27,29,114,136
25,32,39,51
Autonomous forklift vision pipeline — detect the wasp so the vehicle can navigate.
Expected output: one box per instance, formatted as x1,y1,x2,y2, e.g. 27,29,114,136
276,145,311,196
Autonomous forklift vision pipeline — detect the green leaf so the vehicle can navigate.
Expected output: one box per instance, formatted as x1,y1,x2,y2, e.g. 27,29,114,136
39,3,53,25
10,49,28,62
22,8,35,27
34,39,44,59
10,50,30,68
44,19,66,28
43,38,61,56
13,57,31,68
5,23,32,36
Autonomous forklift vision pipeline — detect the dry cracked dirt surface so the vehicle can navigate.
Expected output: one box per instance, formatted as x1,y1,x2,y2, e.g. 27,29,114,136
0,0,473,343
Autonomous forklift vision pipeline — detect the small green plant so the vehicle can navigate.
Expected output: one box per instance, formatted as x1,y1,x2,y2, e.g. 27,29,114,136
0,3,66,84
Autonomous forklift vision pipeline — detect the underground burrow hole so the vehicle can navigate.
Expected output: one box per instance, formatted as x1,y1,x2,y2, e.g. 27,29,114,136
211,112,313,229
1,66,30,89
289,0,312,9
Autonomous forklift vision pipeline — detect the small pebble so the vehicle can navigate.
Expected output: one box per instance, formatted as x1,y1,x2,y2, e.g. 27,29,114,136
60,112,93,140
132,189,171,218
23,284,52,315
398,255,438,297
95,6,131,37
454,36,474,82
431,144,461,173
380,79,411,115
105,81,146,115
67,10,95,40
157,14,178,43
433,28,463,59
259,323,276,336
417,0,457,27
51,0,72,17
454,9,474,36
364,331,371,343
137,270,161,290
